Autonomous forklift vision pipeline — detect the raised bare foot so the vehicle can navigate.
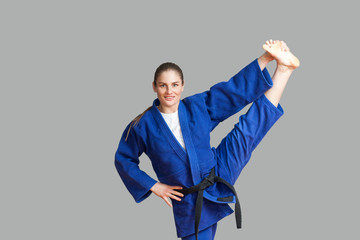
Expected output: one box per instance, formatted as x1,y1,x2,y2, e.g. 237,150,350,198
262,39,300,70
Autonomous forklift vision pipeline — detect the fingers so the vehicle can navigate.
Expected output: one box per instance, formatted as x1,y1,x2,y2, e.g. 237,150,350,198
171,189,184,198
154,183,185,207
162,196,173,208
168,194,182,202
168,185,184,199
170,192,183,200
170,186,184,195
162,190,183,208
167,188,184,202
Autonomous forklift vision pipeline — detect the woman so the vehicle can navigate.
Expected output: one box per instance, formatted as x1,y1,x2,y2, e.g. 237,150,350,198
115,40,300,240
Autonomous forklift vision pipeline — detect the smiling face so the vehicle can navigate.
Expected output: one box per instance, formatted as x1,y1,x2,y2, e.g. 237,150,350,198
153,70,184,113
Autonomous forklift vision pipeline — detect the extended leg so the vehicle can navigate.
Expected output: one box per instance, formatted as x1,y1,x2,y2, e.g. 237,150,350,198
215,40,298,184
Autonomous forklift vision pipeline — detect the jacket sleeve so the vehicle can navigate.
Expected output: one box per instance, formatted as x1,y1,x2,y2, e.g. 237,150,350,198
202,59,274,130
114,123,157,203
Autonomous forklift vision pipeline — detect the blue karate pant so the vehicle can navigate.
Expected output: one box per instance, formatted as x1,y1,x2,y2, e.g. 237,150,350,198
214,95,274,186
181,223,217,240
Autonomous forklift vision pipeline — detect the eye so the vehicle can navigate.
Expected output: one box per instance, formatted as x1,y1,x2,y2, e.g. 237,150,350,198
172,83,179,87
160,84,166,88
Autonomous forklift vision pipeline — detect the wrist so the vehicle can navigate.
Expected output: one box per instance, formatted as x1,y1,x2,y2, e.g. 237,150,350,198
150,182,158,192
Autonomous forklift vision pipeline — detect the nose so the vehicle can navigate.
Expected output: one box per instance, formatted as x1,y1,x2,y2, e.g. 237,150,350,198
166,86,172,94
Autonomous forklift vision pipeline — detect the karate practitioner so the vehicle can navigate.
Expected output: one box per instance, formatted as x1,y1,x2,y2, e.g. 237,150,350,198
115,40,300,240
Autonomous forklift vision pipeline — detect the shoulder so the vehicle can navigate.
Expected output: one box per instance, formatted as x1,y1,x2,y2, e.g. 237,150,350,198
130,106,154,129
122,106,154,138
182,92,207,107
181,92,210,114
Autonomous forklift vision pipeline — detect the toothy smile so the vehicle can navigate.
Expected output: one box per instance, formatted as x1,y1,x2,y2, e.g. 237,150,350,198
164,96,175,101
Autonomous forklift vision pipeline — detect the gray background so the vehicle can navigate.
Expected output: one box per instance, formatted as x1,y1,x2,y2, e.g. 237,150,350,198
1,0,359,239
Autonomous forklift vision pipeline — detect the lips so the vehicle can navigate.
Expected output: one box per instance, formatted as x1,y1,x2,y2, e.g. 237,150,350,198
164,96,175,101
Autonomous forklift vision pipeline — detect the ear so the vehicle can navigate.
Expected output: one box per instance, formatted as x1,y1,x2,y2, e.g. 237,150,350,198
152,82,157,93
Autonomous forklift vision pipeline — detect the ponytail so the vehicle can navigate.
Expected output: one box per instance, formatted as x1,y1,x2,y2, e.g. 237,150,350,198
125,106,152,141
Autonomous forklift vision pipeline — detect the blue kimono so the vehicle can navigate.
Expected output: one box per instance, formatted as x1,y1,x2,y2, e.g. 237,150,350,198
114,59,284,238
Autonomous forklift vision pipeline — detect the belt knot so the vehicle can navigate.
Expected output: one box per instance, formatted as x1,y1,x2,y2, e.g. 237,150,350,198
178,167,242,240
203,175,215,186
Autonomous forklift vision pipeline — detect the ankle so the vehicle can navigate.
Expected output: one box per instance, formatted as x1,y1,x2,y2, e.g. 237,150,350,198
258,53,274,70
259,52,274,63
276,64,295,73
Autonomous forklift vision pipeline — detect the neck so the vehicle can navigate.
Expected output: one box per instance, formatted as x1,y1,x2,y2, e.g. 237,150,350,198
158,103,179,114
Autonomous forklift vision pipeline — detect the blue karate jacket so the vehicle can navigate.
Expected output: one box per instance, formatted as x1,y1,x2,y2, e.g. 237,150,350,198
115,59,284,238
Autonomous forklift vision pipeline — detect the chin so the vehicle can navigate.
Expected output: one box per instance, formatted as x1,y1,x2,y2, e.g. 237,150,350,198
161,99,179,108
163,103,176,108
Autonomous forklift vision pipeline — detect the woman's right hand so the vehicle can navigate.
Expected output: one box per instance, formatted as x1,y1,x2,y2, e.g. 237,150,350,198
150,182,184,207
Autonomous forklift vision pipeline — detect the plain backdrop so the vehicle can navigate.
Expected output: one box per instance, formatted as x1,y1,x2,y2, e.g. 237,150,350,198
1,0,359,239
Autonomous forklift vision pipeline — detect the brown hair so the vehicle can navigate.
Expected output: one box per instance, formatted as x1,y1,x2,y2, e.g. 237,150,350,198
153,62,184,86
125,62,184,141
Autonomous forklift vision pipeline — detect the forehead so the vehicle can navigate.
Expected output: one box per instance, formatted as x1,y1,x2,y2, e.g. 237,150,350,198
157,70,182,83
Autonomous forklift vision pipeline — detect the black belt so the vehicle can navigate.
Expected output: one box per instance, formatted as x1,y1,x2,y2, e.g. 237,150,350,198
177,168,241,240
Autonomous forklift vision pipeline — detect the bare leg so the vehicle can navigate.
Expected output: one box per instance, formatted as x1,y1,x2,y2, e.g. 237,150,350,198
263,40,300,106
258,51,274,71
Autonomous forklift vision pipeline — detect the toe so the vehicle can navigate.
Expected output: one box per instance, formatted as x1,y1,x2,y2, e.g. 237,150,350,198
262,43,271,51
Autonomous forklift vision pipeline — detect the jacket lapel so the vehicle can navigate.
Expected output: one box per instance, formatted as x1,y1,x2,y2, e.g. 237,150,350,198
178,101,201,185
150,99,187,161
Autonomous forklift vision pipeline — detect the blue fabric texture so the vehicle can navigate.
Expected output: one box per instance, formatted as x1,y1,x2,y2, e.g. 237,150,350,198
181,223,217,240
114,59,284,238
